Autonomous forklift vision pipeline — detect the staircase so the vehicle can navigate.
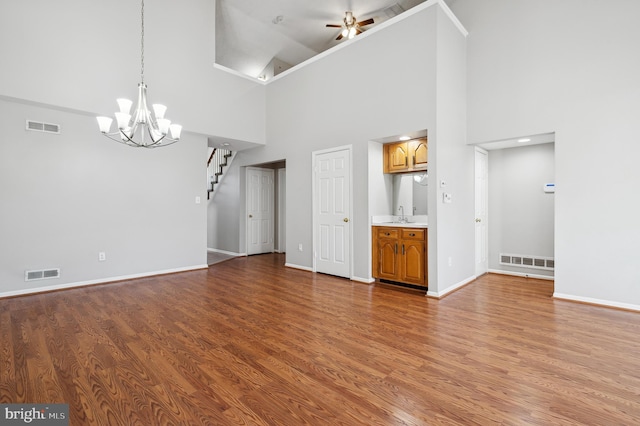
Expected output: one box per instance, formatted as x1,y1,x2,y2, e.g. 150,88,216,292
207,148,233,200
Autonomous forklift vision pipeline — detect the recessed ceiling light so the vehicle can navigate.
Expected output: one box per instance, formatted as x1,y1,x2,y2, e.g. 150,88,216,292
517,138,531,143
399,136,411,141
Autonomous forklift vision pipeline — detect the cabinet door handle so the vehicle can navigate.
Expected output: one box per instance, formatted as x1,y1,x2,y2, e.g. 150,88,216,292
394,243,398,254
409,233,415,236
402,244,405,255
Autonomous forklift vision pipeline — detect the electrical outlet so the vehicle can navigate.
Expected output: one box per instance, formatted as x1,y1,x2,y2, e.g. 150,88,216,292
195,196,201,204
98,252,106,262
298,244,303,252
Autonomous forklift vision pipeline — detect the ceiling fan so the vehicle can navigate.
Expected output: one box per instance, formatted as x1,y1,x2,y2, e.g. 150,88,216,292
326,11,375,41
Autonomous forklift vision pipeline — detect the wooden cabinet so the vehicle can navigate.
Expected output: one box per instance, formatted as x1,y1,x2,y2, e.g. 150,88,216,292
411,138,428,170
372,226,428,288
383,138,428,174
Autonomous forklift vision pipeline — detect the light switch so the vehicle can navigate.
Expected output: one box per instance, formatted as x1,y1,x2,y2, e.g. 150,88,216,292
195,196,201,204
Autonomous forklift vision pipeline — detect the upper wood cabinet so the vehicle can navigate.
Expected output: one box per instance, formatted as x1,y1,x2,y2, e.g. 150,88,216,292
383,138,428,174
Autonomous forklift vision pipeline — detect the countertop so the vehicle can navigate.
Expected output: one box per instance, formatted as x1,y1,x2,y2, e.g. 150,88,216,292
371,215,428,228
372,222,428,228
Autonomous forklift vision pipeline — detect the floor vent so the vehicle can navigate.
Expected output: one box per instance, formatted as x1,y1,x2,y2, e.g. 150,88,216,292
26,120,61,134
500,253,554,270
25,268,61,281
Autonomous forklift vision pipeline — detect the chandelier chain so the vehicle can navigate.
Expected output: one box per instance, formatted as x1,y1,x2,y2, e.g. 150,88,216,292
140,0,145,83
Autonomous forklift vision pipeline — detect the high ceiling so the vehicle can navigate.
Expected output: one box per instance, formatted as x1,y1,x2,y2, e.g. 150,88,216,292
215,0,430,80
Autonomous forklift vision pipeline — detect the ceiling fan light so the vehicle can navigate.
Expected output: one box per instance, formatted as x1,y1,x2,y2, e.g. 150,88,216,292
348,27,356,39
345,11,354,25
341,28,349,37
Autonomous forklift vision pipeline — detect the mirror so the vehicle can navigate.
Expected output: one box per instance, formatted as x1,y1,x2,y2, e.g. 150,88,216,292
393,172,428,216
412,172,428,214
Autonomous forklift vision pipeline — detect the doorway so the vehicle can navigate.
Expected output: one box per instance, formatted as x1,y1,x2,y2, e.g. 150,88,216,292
475,134,555,280
475,147,488,276
246,167,274,255
244,161,286,257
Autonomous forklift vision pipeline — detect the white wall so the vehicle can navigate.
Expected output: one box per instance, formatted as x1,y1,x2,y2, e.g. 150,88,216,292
0,99,207,295
450,0,640,308
0,0,266,144
368,142,394,218
431,6,472,295
209,2,471,294
0,0,267,295
488,143,555,277
236,5,440,282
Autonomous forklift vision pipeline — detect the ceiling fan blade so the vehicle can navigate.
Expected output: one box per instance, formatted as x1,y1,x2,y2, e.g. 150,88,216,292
326,24,342,28
357,18,375,26
355,27,364,35
336,33,344,41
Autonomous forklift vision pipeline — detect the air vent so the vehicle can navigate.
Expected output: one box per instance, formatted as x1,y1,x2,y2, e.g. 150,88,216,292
25,268,60,281
26,120,60,134
499,253,554,271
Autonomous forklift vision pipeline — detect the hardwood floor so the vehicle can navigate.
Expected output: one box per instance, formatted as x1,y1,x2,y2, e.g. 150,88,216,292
2,253,640,425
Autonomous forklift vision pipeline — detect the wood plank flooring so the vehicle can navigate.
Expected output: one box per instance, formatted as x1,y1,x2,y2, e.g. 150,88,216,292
2,253,640,425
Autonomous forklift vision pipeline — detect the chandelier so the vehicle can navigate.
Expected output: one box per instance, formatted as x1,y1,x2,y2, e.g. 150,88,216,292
96,0,181,148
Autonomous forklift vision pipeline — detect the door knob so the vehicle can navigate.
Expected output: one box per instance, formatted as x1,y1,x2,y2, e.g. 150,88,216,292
343,218,349,222
249,214,253,218
475,218,481,223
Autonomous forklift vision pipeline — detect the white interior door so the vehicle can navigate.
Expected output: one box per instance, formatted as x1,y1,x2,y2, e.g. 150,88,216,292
277,168,286,253
313,147,351,278
247,167,274,255
475,148,489,276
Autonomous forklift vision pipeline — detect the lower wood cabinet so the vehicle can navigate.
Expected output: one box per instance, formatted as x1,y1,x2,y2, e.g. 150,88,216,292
372,226,427,287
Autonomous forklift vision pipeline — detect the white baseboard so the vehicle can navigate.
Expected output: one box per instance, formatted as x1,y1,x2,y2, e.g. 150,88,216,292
553,293,640,312
352,276,375,284
284,263,313,272
0,264,209,299
488,268,555,281
207,248,243,256
427,275,475,299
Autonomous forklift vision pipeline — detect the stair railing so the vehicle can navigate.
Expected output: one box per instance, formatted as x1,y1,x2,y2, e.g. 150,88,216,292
207,148,233,199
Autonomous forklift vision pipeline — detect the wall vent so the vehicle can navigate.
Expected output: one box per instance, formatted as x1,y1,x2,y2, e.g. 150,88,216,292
26,120,60,134
500,253,554,270
25,268,61,282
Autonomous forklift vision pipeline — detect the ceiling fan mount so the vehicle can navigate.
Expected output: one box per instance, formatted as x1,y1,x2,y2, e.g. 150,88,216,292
326,11,375,41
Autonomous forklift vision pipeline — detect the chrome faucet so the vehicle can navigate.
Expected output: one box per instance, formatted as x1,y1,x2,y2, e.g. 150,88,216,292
398,205,407,223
